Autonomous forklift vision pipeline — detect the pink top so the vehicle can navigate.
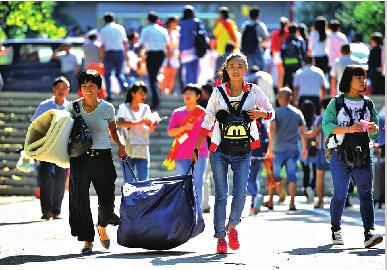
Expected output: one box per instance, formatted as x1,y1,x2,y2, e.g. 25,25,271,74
271,29,290,52
168,106,209,159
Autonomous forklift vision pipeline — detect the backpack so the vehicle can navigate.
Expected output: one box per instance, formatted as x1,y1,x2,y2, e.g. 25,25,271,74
306,118,318,157
282,37,302,67
333,94,374,168
216,86,253,156
194,20,209,58
241,23,258,54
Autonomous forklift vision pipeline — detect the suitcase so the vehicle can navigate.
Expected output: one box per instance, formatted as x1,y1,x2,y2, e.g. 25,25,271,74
373,149,385,209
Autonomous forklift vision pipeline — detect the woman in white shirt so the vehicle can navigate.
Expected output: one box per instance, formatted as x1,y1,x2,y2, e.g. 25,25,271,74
192,53,274,254
117,82,158,182
309,16,329,75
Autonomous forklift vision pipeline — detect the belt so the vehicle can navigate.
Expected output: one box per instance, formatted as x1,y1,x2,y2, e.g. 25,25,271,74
84,149,111,157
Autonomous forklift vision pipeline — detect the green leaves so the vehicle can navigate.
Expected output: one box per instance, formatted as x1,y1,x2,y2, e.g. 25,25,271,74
0,1,67,40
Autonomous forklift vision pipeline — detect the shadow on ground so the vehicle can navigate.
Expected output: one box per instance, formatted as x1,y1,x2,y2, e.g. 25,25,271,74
0,252,105,265
285,244,385,257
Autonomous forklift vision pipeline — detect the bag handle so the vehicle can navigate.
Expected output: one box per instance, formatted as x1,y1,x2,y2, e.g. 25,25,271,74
72,100,82,116
185,161,195,177
121,156,139,182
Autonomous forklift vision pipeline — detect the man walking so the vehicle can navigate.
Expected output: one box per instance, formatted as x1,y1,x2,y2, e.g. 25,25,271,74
99,11,129,101
139,11,169,109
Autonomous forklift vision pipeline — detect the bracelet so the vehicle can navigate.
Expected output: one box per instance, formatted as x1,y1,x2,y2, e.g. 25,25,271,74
193,148,199,158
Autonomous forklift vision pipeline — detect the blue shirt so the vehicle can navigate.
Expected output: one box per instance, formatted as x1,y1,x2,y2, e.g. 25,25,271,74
273,105,305,152
179,18,206,51
31,97,70,121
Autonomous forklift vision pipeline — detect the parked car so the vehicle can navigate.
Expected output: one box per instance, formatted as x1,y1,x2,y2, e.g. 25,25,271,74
0,37,84,92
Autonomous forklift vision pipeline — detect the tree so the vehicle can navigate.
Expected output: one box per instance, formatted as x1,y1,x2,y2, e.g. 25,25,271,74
0,1,67,40
336,1,385,41
295,2,344,29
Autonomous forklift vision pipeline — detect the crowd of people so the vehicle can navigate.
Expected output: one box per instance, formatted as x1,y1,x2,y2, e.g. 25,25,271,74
29,6,385,254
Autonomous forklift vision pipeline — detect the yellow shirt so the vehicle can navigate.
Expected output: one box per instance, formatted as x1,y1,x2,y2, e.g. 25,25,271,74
213,19,239,55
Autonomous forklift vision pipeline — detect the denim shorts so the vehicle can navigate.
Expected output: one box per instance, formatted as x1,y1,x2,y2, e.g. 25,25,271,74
316,149,330,171
273,150,300,183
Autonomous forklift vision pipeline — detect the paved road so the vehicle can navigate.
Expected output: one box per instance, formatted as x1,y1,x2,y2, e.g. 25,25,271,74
0,194,384,270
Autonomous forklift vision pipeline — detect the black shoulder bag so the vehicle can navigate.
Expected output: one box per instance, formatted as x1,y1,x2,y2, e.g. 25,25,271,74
68,101,93,158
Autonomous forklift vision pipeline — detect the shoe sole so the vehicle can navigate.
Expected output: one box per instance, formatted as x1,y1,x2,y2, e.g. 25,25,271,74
365,235,383,248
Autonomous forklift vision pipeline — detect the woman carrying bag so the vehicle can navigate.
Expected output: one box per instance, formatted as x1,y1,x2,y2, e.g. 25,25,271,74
66,70,127,254
322,65,383,248
192,53,274,254
117,81,158,182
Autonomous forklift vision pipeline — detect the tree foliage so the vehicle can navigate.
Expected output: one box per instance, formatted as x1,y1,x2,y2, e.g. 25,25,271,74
0,1,67,40
295,1,385,40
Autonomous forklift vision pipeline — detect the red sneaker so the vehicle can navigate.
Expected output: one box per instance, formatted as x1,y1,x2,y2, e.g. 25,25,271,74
216,239,228,254
227,229,240,250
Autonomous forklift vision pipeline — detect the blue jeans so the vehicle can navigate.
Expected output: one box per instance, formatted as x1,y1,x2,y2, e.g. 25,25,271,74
175,157,207,207
247,159,263,208
329,150,375,232
121,157,149,183
210,149,251,238
273,150,300,183
246,48,264,71
104,50,128,98
182,59,199,84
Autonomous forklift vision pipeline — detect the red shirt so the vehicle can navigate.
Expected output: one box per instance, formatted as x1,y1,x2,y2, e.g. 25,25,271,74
270,29,290,52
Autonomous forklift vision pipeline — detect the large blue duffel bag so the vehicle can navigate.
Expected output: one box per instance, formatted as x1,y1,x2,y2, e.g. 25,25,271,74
117,158,205,250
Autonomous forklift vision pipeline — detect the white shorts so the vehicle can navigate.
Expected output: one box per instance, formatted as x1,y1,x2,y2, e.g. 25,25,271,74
273,51,282,65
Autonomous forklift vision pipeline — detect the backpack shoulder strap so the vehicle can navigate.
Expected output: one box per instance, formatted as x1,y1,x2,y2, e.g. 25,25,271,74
217,86,236,113
334,94,345,117
361,96,374,119
237,89,251,113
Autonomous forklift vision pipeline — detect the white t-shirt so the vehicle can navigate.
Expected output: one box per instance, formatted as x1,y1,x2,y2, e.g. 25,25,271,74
293,65,328,97
116,103,151,145
59,53,81,73
309,31,328,57
327,32,348,67
99,22,128,51
139,24,169,52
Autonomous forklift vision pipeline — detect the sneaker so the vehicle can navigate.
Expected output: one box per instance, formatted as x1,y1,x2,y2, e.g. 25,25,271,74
41,212,53,220
314,200,324,209
202,207,211,214
227,228,240,250
216,239,227,254
263,201,273,210
332,230,344,245
306,186,315,203
364,230,384,248
253,195,263,215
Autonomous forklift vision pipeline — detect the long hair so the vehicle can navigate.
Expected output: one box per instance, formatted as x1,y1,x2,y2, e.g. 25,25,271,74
314,16,327,42
216,53,248,84
125,81,148,103
300,100,316,128
298,23,309,45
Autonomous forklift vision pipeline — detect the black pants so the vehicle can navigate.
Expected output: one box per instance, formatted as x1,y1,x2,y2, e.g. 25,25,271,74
370,73,385,95
146,51,165,107
299,95,322,115
283,65,300,89
38,161,67,216
301,161,316,192
69,149,118,242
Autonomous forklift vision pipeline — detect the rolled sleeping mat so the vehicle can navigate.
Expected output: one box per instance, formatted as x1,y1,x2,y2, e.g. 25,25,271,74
24,109,74,168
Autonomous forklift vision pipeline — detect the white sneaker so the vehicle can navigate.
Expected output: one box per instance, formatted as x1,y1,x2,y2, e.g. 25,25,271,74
332,230,344,245
306,186,315,203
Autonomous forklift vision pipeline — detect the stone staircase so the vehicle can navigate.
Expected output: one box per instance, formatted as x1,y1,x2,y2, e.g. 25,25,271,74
0,92,184,196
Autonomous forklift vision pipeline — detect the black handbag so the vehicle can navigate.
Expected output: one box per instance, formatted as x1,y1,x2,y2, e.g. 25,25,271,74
68,100,93,157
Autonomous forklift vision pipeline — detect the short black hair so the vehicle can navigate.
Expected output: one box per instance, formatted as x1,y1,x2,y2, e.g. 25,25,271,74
201,81,214,96
125,81,147,103
249,7,260,20
288,23,298,34
78,70,103,89
371,32,384,46
182,83,202,97
148,11,158,23
218,7,229,19
329,19,341,32
305,56,313,65
53,76,70,87
339,65,367,93
341,44,351,55
182,5,195,19
104,12,114,23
